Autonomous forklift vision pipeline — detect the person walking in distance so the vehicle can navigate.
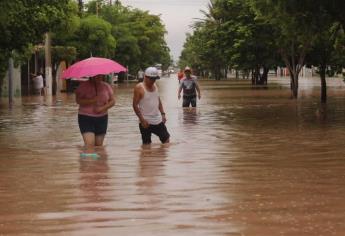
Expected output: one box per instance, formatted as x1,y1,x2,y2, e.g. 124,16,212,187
32,72,44,96
133,67,170,145
178,66,201,107
177,69,184,83
137,68,144,82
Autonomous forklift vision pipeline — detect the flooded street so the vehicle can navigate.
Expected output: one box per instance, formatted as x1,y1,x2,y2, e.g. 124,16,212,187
1,76,345,236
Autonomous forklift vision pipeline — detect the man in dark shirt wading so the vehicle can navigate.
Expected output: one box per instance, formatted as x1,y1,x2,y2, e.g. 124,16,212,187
177,66,201,107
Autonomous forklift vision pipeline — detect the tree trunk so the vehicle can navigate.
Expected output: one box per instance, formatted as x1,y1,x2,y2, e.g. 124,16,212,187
281,45,307,99
320,65,327,103
285,63,300,99
78,0,83,15
262,66,269,85
290,73,299,98
253,66,260,85
251,69,255,84
52,63,58,96
216,66,221,80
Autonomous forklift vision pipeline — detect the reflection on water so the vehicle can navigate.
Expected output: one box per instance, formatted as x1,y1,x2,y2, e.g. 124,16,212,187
1,76,345,235
136,145,167,215
79,147,110,210
182,108,199,125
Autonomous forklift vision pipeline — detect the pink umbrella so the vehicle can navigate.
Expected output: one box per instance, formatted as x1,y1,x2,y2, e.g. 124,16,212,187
61,57,127,79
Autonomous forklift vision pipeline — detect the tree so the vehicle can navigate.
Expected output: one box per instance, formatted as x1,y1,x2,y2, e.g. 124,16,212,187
197,0,230,79
96,2,171,74
179,30,208,76
322,0,345,29
71,15,116,59
180,0,280,82
0,0,75,95
306,23,345,103
216,0,279,84
250,0,326,98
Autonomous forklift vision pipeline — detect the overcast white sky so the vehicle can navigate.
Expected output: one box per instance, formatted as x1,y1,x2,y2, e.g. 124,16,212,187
113,0,210,61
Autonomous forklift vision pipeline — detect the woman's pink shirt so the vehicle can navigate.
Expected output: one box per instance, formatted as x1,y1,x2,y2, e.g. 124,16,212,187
75,81,114,117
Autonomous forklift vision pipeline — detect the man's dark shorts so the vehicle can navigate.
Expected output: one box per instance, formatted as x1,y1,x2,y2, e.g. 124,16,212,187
139,122,170,144
183,95,197,107
78,114,108,135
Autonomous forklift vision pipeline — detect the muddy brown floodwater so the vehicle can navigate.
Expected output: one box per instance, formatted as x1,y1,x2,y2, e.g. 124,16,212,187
0,76,345,236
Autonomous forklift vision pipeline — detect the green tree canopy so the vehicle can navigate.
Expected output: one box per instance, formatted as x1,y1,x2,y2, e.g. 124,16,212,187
71,15,116,59
86,1,172,73
0,0,76,94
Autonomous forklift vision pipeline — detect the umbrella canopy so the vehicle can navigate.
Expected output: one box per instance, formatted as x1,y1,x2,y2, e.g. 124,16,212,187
61,57,127,79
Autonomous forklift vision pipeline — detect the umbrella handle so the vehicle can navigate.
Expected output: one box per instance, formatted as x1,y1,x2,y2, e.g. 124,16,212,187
94,80,97,96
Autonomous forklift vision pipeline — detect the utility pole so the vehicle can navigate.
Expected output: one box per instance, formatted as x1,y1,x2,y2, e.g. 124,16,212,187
45,32,52,96
27,58,30,96
8,57,14,107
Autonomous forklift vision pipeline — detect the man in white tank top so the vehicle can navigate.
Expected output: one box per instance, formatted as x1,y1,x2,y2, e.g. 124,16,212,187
133,67,170,144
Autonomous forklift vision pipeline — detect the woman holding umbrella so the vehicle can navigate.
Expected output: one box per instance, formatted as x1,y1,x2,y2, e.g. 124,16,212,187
75,74,115,148
62,57,126,151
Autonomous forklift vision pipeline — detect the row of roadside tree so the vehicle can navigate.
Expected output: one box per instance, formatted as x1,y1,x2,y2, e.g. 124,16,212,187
179,0,345,102
0,0,172,96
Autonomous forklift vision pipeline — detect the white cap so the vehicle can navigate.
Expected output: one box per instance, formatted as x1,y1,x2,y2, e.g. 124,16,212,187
184,66,191,72
145,67,160,79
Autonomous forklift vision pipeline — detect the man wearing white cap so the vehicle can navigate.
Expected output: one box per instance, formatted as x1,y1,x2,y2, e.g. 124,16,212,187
178,66,201,107
133,67,170,144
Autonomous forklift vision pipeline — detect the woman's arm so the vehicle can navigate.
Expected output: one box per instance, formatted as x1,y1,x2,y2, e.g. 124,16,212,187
76,95,97,106
98,94,115,113
94,86,116,113
75,83,97,106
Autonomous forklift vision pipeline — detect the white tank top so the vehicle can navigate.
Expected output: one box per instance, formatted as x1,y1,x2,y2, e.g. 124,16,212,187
138,83,162,125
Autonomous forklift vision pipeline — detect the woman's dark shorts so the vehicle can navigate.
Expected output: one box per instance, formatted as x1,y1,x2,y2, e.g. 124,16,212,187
139,122,170,144
78,114,108,135
183,95,197,107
